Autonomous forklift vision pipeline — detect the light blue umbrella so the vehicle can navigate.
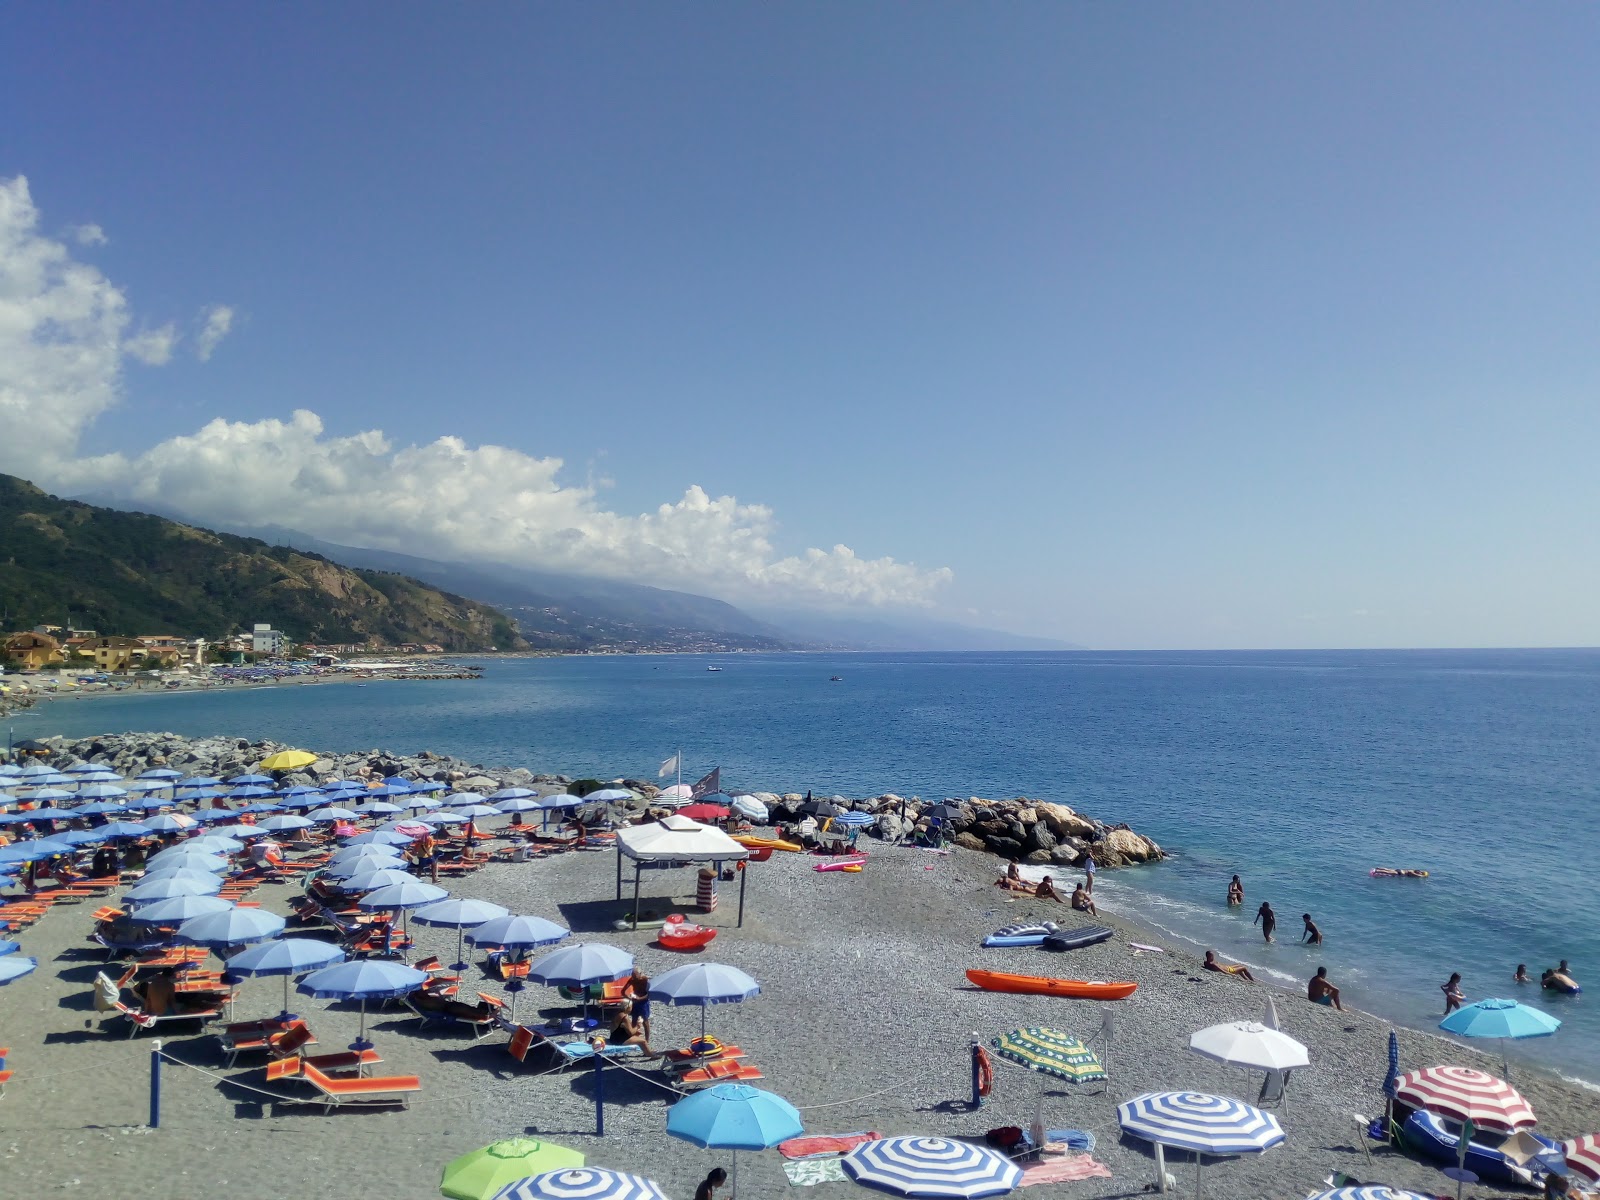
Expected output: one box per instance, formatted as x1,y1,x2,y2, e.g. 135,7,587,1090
0,811,34,826
0,840,69,866
0,956,39,985
146,848,228,872
1307,1190,1436,1200
527,943,633,988
495,797,543,813
63,763,102,774
0,939,18,955
327,843,404,865
1118,1091,1284,1196
226,936,346,1019
492,787,537,801
344,829,413,846
178,776,221,788
1440,998,1561,1077
414,898,511,970
24,807,72,821
297,958,428,1049
140,866,224,887
353,801,403,816
411,780,447,793
586,789,635,802
75,783,129,798
177,906,286,948
539,795,584,810
98,820,154,840
278,785,320,797
649,962,761,1040
833,811,874,827
258,814,313,833
309,807,359,824
238,802,283,815
323,853,404,879
127,874,224,902
467,915,570,950
358,880,448,910
136,796,176,810
139,768,184,780
143,813,197,833
56,828,109,848
667,1084,804,1194
405,797,443,811
279,795,325,810
73,800,130,816
126,780,173,794
338,867,414,893
128,895,235,924
24,787,74,801
173,788,219,802
228,786,276,799
493,1170,668,1200
447,804,501,819
227,773,273,785
17,763,61,778
841,1138,1022,1199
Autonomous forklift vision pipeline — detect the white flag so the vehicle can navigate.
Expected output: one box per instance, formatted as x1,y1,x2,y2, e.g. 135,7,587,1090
658,753,680,778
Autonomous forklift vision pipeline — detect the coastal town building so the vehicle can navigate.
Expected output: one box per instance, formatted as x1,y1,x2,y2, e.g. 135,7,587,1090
250,623,287,656
136,635,188,666
3,632,64,670
85,635,148,671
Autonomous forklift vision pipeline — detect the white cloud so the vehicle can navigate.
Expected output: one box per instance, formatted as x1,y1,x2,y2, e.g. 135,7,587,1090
70,223,107,246
0,175,952,608
123,323,179,365
195,303,233,360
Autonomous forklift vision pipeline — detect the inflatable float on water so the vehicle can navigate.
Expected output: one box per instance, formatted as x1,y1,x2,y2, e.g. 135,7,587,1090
983,922,1059,948
1544,971,1582,995
965,969,1137,1000
1371,868,1430,878
1043,926,1115,952
1401,1110,1561,1187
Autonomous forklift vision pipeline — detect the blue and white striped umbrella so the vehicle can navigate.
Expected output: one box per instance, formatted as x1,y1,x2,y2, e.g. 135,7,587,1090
1117,1091,1285,1155
841,1137,1022,1199
832,811,875,827
493,1169,669,1200
1308,1190,1435,1200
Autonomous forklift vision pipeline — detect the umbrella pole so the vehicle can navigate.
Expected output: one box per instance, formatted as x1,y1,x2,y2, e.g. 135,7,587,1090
1155,1143,1167,1194
731,1150,738,1200
1195,1153,1202,1200
454,924,466,972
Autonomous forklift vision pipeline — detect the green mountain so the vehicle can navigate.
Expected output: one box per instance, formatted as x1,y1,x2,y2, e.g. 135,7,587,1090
0,475,525,651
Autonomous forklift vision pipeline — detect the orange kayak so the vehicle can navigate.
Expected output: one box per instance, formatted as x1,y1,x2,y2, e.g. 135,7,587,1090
965,969,1137,1000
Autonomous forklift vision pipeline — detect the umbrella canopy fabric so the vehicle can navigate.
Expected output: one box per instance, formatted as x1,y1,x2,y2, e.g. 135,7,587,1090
413,898,510,928
127,895,235,924
649,962,761,1007
539,794,584,809
0,956,39,985
585,788,635,802
258,750,318,771
1393,1066,1536,1133
76,783,129,797
227,773,274,785
492,1168,668,1200
1188,1021,1310,1072
257,814,314,832
145,848,228,871
840,1137,1022,1199
495,797,543,813
831,810,875,827
143,814,196,833
666,1083,803,1151
677,804,730,821
176,906,286,947
1117,1092,1286,1155
142,866,228,886
491,787,537,800
126,875,224,902
357,880,448,910
97,820,154,840
447,804,501,819
296,958,427,1000
992,1028,1107,1083
343,829,413,846
1563,1136,1600,1184
527,943,633,988
324,853,405,879
340,868,416,893
225,938,344,977
1438,999,1561,1041
1307,1191,1436,1200
466,915,569,949
309,807,359,823
441,1139,585,1200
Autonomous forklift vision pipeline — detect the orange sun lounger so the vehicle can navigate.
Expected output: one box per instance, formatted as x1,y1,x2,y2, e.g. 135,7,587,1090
677,1058,764,1086
298,1061,420,1111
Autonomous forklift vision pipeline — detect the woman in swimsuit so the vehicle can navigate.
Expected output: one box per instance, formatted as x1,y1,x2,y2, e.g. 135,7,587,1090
609,1002,653,1055
1227,875,1244,907
1204,950,1255,982
1441,972,1465,1014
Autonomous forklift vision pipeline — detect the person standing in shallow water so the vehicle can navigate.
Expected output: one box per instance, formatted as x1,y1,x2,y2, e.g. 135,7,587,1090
1255,902,1276,943
1301,913,1323,945
1442,972,1466,1014
1227,875,1244,906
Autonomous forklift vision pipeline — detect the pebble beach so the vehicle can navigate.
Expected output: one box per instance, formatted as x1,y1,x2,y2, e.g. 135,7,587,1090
4,816,1597,1200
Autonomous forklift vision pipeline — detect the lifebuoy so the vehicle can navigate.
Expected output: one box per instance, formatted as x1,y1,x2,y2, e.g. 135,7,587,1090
975,1045,994,1097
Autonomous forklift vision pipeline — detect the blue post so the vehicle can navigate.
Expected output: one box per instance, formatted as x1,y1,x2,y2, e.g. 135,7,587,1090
149,1039,162,1128
594,1050,605,1136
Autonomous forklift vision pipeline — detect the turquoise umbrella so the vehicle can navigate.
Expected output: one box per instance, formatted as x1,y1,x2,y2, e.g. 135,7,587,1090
667,1083,803,1195
1439,998,1560,1078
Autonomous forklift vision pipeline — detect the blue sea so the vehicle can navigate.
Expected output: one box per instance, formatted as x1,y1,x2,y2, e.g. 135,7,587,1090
21,649,1600,1083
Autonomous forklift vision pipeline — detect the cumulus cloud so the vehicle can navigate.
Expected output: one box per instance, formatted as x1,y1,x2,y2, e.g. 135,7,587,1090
195,303,233,360
70,223,107,246
123,323,179,365
0,175,951,608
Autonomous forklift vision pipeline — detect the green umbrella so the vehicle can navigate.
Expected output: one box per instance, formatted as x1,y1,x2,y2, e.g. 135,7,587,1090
993,1028,1106,1083
441,1139,585,1200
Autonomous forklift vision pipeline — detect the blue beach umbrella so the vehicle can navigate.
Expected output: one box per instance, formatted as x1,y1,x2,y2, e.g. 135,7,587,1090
841,1138,1023,1199
0,939,18,955
279,795,325,811
586,789,635,802
177,906,286,948
340,868,415,893
127,874,224,902
23,807,72,821
56,828,109,848
139,768,184,780
128,894,235,924
358,880,448,910
228,786,276,799
667,1084,804,1194
352,801,403,816
140,866,224,887
492,788,537,801
227,773,273,785
343,829,412,846
309,807,359,823
467,915,570,950
527,943,633,988
414,898,511,969
146,847,228,871
1117,1092,1284,1196
411,780,447,793
226,937,345,1019
649,962,761,1040
178,776,221,788
323,853,404,879
0,840,69,866
238,802,283,815
0,811,35,826
173,788,219,802
0,956,39,985
73,800,130,816
278,786,320,797
98,820,154,840
24,787,74,801
404,797,442,811
327,842,404,865
63,763,102,774
76,782,129,798
495,797,543,814
536,792,581,809
135,796,175,810
257,814,313,833
1440,998,1561,1078
447,804,501,819
833,811,874,827
143,813,197,833
126,780,173,794
1307,1191,1436,1200
297,958,428,1049
493,1169,668,1200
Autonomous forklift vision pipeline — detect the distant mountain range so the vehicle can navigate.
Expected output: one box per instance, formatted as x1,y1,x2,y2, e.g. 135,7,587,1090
1,477,524,651
67,492,1080,653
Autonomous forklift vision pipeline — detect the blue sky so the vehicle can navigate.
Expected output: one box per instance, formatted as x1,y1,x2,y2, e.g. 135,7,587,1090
2,4,1597,648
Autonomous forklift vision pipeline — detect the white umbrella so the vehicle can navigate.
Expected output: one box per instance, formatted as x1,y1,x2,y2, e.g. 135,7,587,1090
1189,1022,1309,1072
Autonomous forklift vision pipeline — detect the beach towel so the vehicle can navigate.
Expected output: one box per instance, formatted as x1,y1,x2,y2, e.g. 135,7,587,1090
779,1133,881,1160
783,1159,849,1187
1018,1155,1111,1187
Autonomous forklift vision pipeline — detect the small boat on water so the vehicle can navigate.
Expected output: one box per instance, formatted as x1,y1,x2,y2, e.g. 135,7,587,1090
829,675,843,681
706,666,722,672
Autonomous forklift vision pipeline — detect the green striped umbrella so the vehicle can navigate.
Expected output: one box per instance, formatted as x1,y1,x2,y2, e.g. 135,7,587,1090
993,1028,1106,1083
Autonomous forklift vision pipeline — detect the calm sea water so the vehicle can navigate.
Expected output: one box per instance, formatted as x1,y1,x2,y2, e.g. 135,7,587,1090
22,649,1600,1082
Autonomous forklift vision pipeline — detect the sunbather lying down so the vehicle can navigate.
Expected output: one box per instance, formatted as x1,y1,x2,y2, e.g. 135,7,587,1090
994,863,1032,892
408,988,496,1023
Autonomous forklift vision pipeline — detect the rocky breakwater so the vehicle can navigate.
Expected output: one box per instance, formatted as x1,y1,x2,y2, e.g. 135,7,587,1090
740,792,1164,871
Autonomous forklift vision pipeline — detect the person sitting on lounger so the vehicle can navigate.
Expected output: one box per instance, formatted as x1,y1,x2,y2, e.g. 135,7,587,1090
627,967,653,1041
1308,966,1343,1010
1204,950,1255,982
1034,874,1065,903
608,1002,653,1055
1071,884,1097,915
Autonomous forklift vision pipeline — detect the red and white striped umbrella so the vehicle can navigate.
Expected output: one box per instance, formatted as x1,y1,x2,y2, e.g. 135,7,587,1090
1393,1066,1536,1133
1564,1135,1600,1183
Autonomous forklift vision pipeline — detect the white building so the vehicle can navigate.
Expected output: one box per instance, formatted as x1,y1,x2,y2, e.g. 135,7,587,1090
250,623,287,656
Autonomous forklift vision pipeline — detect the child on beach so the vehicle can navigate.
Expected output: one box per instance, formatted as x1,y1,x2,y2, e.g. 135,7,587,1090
1301,914,1323,946
695,1168,729,1200
1441,972,1465,1014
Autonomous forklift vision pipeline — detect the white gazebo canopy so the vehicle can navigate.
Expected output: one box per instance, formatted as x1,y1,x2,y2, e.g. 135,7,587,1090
614,815,751,927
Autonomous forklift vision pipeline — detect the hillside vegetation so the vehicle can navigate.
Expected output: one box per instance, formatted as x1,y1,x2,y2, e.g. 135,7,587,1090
0,475,525,651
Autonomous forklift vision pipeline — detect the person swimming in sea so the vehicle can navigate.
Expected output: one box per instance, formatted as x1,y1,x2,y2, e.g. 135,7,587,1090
1442,972,1465,1014
1514,963,1530,984
1301,913,1323,946
1227,875,1244,907
1255,902,1276,944
1204,950,1256,982
1308,966,1343,1009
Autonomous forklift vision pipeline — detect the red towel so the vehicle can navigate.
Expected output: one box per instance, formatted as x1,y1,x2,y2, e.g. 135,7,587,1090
778,1132,882,1160
1019,1156,1112,1187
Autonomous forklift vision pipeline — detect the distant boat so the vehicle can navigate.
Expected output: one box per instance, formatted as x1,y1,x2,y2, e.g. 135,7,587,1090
706,666,723,672
830,675,843,682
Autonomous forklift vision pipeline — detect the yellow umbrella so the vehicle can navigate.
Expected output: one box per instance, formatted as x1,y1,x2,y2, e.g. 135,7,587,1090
258,749,318,771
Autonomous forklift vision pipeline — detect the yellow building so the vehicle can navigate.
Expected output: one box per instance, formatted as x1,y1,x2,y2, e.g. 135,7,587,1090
86,636,148,671
2,632,64,670
136,635,188,666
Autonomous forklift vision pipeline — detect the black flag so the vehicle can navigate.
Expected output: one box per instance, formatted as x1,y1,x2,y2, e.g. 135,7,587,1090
690,767,721,799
